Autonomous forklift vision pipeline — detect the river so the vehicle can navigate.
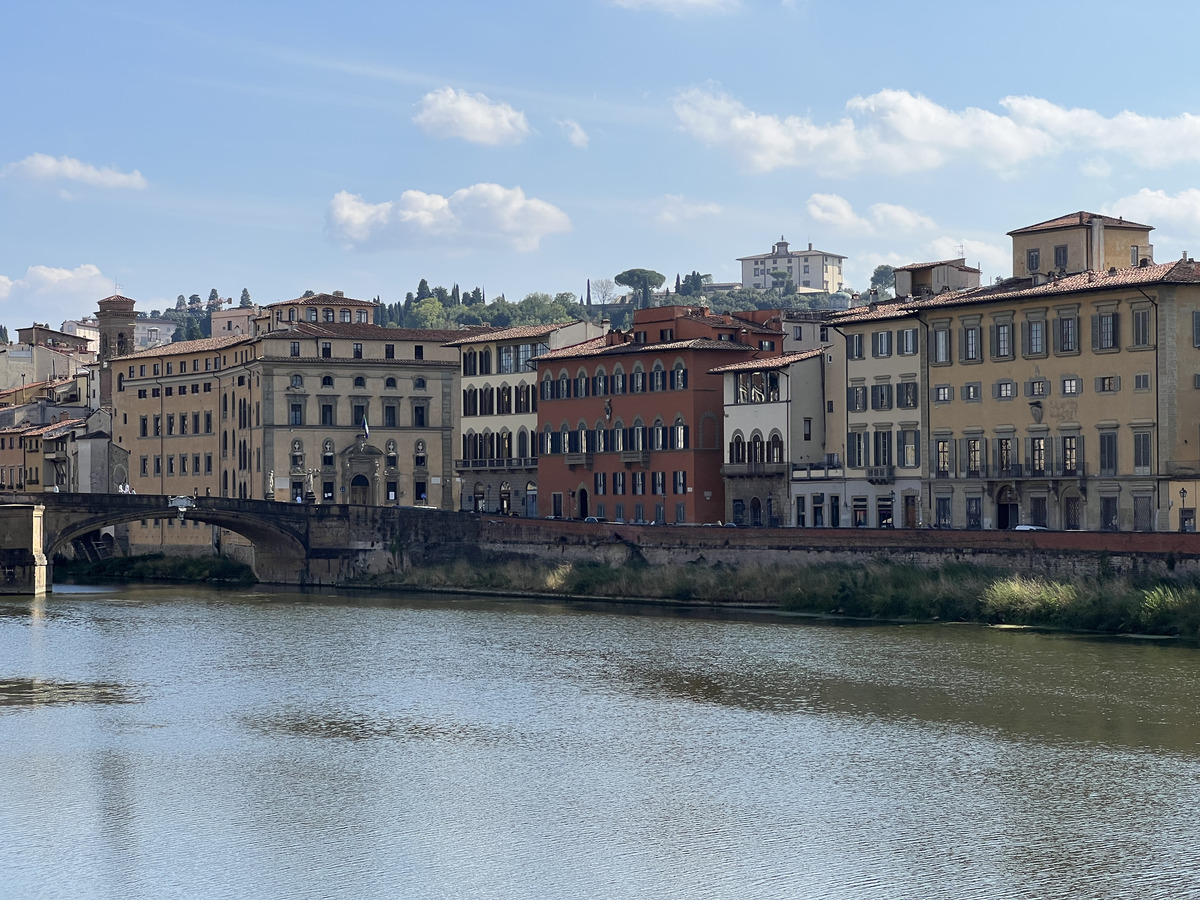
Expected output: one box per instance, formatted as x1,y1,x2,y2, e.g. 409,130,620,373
1,585,1198,899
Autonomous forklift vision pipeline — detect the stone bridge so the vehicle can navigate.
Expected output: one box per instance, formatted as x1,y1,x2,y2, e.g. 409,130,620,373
0,492,481,594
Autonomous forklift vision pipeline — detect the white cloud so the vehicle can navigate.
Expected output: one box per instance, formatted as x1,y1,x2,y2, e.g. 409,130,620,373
1103,188,1200,234
656,193,721,225
675,87,1200,175
0,264,116,325
328,184,571,252
806,194,935,234
1,153,147,189
926,237,1009,278
412,87,530,146
1080,157,1112,178
807,193,869,230
612,0,739,13
557,118,589,149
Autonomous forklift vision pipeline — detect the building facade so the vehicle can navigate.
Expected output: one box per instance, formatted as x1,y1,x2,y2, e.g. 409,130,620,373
738,237,846,292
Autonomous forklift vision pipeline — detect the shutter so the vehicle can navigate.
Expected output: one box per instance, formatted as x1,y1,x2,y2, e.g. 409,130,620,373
958,328,966,361
1091,314,1101,350
1024,438,1032,472
846,386,855,410
913,431,921,467
1020,320,1030,355
1114,375,1122,391
992,382,1000,399
1046,438,1054,474
682,425,690,449
929,438,938,472
981,438,989,476
954,438,965,477
1194,311,1200,348
1053,319,1062,353
1094,376,1103,392
1111,312,1120,348
871,332,879,357
989,325,999,358
1053,436,1063,475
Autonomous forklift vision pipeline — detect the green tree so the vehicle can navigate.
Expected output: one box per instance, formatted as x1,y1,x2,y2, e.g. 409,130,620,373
239,288,252,307
0,325,10,343
172,326,184,342
467,287,484,306
615,268,665,307
175,295,186,309
870,264,896,299
208,288,219,304
186,318,203,340
416,278,432,300
302,289,316,298
188,294,202,308
408,297,447,329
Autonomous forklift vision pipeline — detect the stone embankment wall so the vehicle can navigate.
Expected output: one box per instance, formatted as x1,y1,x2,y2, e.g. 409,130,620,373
462,518,1200,580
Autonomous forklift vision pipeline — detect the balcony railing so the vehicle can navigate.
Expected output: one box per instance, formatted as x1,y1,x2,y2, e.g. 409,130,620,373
620,449,650,465
722,461,788,477
866,465,895,485
934,462,1088,480
791,463,845,481
454,457,538,471
565,451,593,467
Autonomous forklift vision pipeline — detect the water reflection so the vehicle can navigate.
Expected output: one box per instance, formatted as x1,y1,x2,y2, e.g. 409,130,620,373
250,708,513,744
0,676,140,709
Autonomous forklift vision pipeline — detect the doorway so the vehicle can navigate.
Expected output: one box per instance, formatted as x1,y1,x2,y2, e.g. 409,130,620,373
577,488,589,519
350,474,370,506
997,486,1018,529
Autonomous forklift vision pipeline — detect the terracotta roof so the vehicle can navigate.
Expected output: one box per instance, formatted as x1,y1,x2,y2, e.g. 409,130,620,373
893,258,981,273
264,293,377,308
1007,211,1153,236
114,334,252,360
26,418,84,438
737,248,847,261
708,348,826,374
828,300,921,325
535,336,764,362
442,322,578,346
908,259,1200,310
277,323,478,342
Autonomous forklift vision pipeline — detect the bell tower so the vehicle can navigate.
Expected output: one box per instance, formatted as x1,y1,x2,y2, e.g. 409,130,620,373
96,294,136,406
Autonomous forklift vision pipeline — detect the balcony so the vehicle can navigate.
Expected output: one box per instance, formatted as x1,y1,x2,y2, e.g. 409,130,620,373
620,449,650,465
791,462,845,481
454,457,538,472
722,461,788,477
866,465,895,485
565,451,593,468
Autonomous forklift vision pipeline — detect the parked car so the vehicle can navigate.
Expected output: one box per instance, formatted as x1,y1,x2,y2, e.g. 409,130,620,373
1012,524,1049,531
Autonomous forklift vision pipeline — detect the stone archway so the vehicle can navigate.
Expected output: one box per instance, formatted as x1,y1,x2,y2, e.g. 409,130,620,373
996,485,1019,529
350,474,370,506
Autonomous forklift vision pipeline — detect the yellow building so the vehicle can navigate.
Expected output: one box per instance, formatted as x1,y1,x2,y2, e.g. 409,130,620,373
916,257,1200,531
1008,211,1153,280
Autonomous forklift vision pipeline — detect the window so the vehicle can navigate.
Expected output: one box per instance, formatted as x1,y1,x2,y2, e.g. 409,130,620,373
1094,312,1118,350
963,326,981,361
1027,248,1040,272
384,406,397,428
931,439,950,475
594,472,607,495
848,385,867,412
290,341,300,357
1056,315,1078,353
632,472,645,495
897,382,919,408
289,403,304,426
1027,380,1047,397
847,333,864,360
352,343,363,359
1133,431,1152,475
1100,431,1118,476
1030,438,1046,476
935,385,952,402
1131,245,1141,267
963,383,981,401
1102,496,1119,531
1135,373,1150,391
385,377,397,389
997,381,1014,399
413,406,426,428
651,471,666,495
354,376,366,389
321,342,331,358
870,383,893,411
997,438,1014,474
673,470,687,494
994,322,1012,358
846,432,864,469
803,417,812,441
1025,319,1046,356
1062,436,1079,475
933,328,951,363
1132,308,1151,347
1096,376,1119,393
966,439,982,476
1062,377,1081,395
140,416,148,438
341,309,351,323
872,430,892,467
793,326,803,340
613,472,625,495
898,328,918,355
872,331,892,358
899,430,920,468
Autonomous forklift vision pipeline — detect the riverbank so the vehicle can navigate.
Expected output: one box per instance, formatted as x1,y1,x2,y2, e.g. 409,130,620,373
54,554,255,587
353,556,1200,638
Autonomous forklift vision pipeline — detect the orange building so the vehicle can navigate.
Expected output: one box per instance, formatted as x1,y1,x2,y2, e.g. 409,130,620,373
534,306,783,523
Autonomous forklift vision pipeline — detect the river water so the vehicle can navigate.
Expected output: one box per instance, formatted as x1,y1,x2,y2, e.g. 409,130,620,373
2,585,1199,900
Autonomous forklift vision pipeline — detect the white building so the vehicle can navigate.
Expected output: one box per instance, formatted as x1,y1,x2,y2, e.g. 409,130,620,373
738,237,846,292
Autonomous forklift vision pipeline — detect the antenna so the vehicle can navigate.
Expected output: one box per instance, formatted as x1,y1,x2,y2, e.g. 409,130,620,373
114,282,124,295
955,244,965,259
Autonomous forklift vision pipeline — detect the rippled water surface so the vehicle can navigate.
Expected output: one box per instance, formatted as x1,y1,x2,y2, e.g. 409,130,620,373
2,586,1200,899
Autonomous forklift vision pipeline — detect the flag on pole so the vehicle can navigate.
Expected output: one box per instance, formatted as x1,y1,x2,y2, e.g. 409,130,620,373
363,414,370,439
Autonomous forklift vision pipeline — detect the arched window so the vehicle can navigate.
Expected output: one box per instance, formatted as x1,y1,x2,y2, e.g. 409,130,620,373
557,370,570,399
480,348,492,375
322,440,334,467
576,370,589,398
414,440,426,469
353,376,366,388
631,365,646,393
499,429,513,459
672,417,688,449
288,308,296,321
414,378,426,390
464,350,477,376
307,308,318,322
612,420,626,452
650,362,666,392
595,421,607,453
541,373,555,401
768,433,784,463
577,421,589,453
751,433,765,463
518,429,529,458
631,418,645,450
323,308,334,322
385,377,397,389
340,309,351,322
290,374,303,388
386,439,398,468
116,373,124,392
611,366,626,395
464,387,478,416
321,375,334,388
730,434,746,464
672,362,687,390
594,367,608,396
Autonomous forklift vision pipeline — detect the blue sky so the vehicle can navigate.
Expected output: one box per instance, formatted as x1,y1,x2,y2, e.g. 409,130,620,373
5,0,1200,328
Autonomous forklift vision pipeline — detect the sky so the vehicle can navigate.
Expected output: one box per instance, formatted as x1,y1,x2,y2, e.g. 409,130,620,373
6,0,1200,329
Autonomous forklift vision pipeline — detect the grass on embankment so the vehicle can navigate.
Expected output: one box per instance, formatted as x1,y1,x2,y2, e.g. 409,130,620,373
55,554,256,587
356,557,1200,638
